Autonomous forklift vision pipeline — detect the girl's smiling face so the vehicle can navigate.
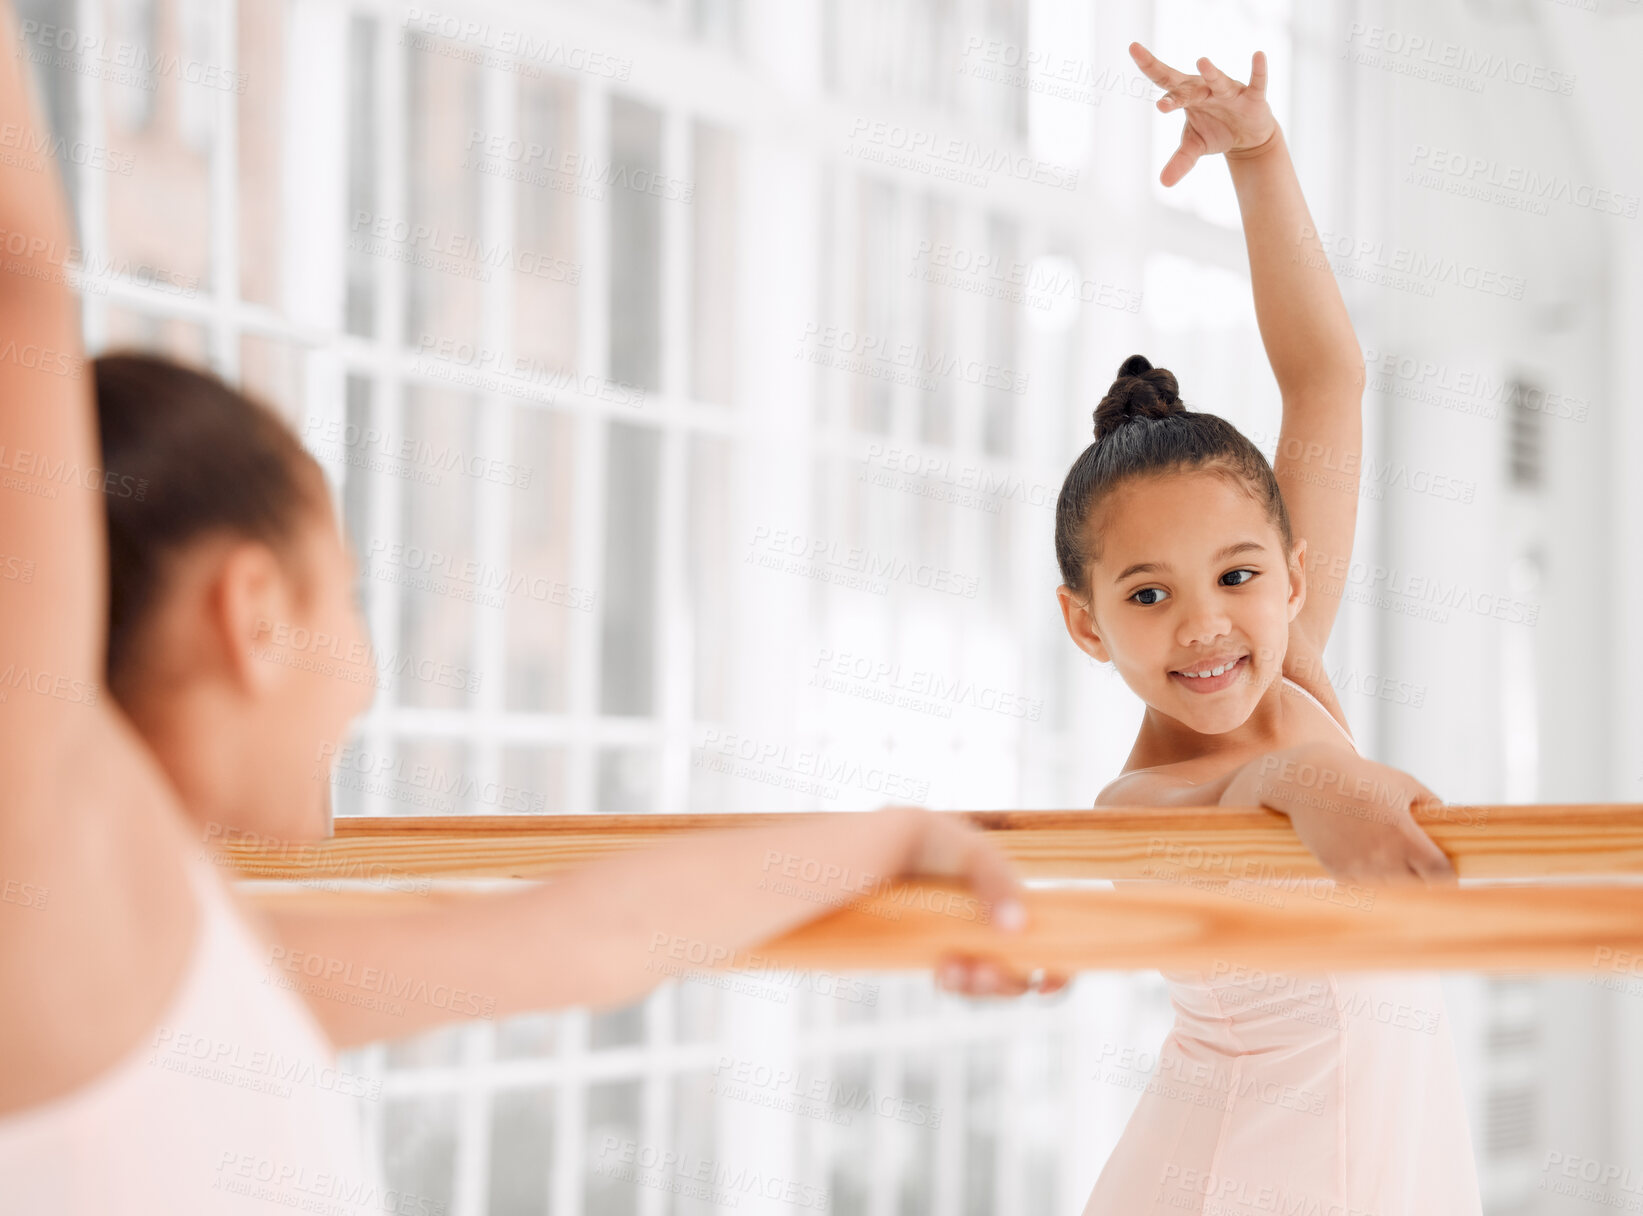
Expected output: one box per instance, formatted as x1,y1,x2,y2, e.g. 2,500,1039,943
1057,468,1307,735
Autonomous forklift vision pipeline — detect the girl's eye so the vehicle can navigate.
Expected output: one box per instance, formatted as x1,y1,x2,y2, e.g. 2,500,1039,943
1129,587,1168,606
1223,568,1257,587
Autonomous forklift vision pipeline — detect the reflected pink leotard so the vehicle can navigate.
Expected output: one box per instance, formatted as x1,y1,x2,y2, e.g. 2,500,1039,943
0,842,379,1213
1081,677,1482,1215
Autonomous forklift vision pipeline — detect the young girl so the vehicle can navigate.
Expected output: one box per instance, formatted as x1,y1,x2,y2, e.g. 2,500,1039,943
0,10,1051,1209
1061,46,1481,1213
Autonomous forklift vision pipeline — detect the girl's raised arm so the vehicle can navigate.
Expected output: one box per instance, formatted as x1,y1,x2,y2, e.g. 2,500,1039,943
0,6,106,775
1131,43,1365,655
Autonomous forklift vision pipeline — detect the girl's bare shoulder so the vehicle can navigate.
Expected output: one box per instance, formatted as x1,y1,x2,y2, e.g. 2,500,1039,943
1095,760,1238,809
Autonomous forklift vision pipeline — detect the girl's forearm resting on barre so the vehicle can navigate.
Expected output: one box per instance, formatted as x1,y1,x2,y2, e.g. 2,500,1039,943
253,807,1026,1047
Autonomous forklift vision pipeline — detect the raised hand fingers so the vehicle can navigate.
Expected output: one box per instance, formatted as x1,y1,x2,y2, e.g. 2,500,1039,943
1196,56,1237,91
1159,128,1206,188
1128,40,1190,91
1249,50,1268,95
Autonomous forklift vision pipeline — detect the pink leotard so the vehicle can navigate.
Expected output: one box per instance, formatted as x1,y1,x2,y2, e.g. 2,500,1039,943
1081,678,1482,1215
0,842,380,1213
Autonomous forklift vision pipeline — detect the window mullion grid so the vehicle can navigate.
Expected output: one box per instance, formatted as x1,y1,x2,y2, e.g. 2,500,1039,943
360,8,409,823
208,0,239,379
549,72,613,1216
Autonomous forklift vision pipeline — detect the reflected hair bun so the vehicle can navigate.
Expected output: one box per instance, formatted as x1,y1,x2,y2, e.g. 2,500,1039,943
1092,353,1183,442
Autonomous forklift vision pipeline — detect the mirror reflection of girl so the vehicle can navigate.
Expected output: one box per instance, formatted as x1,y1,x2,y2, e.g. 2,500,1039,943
1061,45,1480,1215
0,11,1056,1209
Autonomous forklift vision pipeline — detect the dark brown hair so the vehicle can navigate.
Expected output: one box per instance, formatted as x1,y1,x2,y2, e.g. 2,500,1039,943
94,352,328,694
1053,353,1293,594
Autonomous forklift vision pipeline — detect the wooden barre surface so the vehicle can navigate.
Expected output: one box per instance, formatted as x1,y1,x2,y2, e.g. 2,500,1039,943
222,804,1643,883
748,881,1643,973
239,879,1643,973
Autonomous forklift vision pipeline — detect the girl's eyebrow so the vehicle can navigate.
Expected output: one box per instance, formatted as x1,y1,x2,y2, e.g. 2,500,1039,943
1111,540,1267,584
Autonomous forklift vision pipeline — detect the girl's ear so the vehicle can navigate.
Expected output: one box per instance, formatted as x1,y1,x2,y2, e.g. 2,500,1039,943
1286,537,1308,623
212,541,296,696
1056,584,1112,663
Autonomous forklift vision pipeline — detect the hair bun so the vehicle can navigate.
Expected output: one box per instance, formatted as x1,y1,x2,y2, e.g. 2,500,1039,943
1093,354,1183,441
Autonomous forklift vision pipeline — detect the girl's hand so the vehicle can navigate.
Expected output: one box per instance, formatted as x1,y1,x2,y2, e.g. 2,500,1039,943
1257,746,1458,885
1129,41,1277,187
879,806,1072,1000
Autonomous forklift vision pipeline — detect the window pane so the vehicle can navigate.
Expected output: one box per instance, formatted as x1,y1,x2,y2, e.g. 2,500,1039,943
382,1094,458,1214
404,34,483,350
512,77,579,370
599,421,659,715
501,745,565,816
344,14,377,338
489,1087,555,1216
691,121,737,405
505,405,575,713
395,386,479,711
608,96,662,392
596,747,655,814
98,0,213,298
237,0,283,309
585,1080,642,1216
687,435,733,720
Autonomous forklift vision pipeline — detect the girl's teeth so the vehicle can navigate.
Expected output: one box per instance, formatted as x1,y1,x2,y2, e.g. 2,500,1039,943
1181,659,1237,678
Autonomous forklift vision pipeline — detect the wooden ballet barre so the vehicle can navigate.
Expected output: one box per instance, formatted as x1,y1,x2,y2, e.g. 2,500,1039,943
221,804,1643,884
237,876,1643,973
748,880,1643,973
